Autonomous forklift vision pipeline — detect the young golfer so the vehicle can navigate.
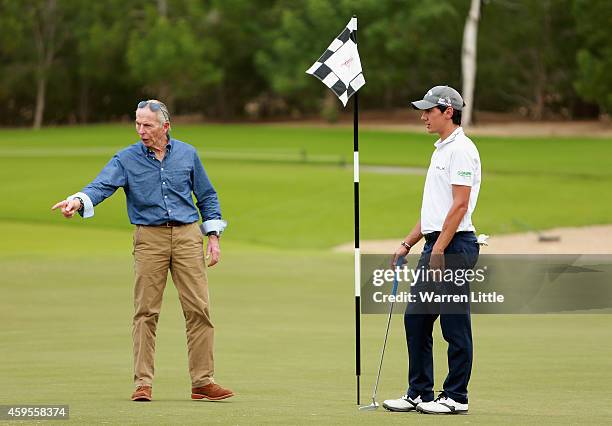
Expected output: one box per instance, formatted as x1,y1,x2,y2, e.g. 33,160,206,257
384,86,481,414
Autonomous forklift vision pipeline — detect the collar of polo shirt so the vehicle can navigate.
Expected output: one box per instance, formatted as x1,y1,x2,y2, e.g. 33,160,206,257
434,127,464,149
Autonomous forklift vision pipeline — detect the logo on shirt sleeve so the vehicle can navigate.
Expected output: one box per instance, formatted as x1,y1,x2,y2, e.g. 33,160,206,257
457,170,472,178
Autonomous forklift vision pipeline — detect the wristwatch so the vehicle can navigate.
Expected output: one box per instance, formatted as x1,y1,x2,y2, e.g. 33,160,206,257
75,197,85,213
206,231,220,238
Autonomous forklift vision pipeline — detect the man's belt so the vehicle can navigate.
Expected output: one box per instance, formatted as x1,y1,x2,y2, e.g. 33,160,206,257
423,231,474,243
146,221,191,227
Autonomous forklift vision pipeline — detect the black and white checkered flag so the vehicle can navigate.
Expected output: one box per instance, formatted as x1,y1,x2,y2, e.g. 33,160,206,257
306,17,365,106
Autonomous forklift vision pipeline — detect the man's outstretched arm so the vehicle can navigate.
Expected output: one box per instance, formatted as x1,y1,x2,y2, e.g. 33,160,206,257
51,155,126,219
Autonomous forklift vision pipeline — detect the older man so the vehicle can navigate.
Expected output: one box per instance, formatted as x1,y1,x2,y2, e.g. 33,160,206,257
384,86,481,414
51,100,233,402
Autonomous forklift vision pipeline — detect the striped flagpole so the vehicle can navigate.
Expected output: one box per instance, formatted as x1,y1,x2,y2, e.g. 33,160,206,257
352,15,361,406
305,13,364,406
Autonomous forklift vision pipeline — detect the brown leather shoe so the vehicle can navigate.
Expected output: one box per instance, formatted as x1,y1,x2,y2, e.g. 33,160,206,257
191,383,234,401
131,385,152,402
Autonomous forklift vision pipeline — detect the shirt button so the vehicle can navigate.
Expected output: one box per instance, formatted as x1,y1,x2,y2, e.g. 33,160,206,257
161,168,164,171
164,196,168,199
162,182,166,185
168,209,171,213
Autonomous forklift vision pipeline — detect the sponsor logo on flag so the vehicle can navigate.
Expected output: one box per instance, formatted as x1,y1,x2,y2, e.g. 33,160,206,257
305,17,365,106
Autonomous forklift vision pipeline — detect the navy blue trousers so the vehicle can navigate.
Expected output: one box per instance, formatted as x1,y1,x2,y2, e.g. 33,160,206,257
404,231,479,404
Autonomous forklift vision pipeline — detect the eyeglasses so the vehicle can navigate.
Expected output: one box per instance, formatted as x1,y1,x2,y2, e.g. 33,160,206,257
137,100,169,122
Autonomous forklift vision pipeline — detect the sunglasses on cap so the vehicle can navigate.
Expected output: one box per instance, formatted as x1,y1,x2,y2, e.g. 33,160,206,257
137,100,169,122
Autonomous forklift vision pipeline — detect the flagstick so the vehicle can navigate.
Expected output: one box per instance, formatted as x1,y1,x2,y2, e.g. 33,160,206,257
352,15,361,405
304,13,363,406
354,89,361,406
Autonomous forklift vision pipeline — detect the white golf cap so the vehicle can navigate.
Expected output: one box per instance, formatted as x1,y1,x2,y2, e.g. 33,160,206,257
411,85,465,111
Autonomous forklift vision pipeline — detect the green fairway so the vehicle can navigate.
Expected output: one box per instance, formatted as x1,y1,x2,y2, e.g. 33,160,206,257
1,124,612,249
1,124,611,424
3,123,612,176
1,222,611,424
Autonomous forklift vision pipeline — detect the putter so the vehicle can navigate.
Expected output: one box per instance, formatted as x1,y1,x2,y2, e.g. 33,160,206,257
359,256,405,411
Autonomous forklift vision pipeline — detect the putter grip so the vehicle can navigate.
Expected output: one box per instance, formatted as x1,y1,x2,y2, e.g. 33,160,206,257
392,257,405,296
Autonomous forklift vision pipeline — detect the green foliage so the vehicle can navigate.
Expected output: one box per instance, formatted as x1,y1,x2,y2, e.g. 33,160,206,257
254,0,347,114
126,6,222,106
71,0,137,122
360,0,464,107
255,0,465,113
478,0,579,118
0,0,610,124
573,0,612,114
0,0,58,124
76,1,130,83
198,0,277,117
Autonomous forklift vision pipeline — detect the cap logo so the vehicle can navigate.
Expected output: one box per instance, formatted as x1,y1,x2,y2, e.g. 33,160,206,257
438,97,452,107
427,90,433,97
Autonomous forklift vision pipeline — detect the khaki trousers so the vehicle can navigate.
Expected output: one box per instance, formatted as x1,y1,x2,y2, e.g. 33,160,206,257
132,222,214,387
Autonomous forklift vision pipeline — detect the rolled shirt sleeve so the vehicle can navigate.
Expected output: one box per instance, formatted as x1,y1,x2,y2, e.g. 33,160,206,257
192,150,227,235
67,192,94,218
70,155,127,218
449,149,477,187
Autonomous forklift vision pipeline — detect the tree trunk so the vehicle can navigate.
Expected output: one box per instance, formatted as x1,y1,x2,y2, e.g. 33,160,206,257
33,72,46,129
384,85,393,109
532,1,551,120
31,0,60,129
78,78,89,123
216,81,227,119
157,82,175,116
321,90,339,123
532,48,546,120
157,0,167,18
461,0,481,127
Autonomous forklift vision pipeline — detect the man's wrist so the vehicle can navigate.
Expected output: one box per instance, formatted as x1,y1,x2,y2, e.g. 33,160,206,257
431,244,444,254
400,241,412,251
206,231,220,238
74,197,84,211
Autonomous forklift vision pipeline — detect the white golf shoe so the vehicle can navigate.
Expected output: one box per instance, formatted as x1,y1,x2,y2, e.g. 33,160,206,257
416,393,468,414
382,394,422,412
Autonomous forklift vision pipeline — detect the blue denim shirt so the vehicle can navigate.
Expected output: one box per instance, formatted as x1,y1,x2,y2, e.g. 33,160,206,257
69,138,225,233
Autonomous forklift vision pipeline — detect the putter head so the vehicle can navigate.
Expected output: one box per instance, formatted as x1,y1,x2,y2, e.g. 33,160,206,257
358,400,379,411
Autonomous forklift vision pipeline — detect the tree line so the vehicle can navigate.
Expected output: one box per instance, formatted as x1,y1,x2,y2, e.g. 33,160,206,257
0,0,609,128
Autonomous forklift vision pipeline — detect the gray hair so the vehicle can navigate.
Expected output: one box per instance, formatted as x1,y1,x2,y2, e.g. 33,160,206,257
137,99,170,126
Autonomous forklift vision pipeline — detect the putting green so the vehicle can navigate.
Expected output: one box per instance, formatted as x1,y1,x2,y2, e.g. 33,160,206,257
1,222,611,424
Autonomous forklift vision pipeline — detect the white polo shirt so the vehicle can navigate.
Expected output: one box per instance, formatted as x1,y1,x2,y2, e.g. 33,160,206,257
420,127,481,234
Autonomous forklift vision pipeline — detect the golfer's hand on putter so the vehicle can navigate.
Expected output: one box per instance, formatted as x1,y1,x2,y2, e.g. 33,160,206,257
391,244,409,267
51,199,82,219
206,235,220,267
